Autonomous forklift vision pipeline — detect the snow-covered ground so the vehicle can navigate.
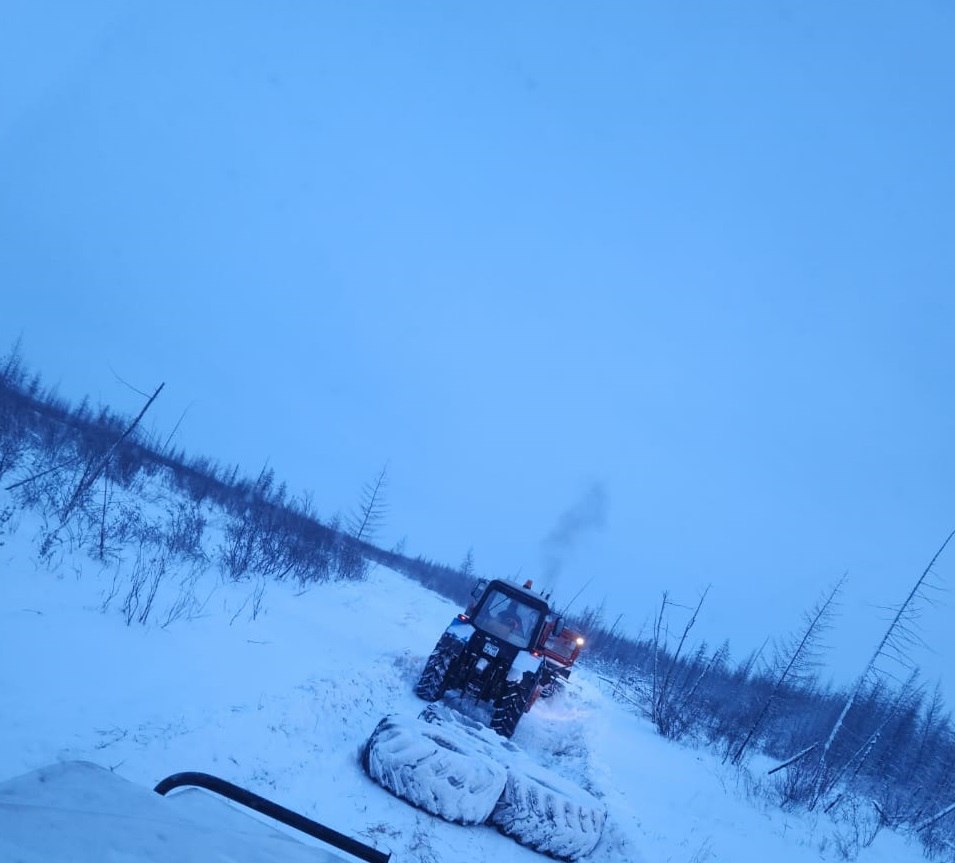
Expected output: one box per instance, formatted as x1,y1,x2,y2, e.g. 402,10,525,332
0,490,929,862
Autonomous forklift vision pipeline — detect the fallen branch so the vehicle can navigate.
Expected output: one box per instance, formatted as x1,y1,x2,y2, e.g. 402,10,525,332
768,742,818,776
917,801,955,833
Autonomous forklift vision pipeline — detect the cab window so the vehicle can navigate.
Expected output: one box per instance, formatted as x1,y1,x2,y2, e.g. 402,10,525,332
474,589,541,648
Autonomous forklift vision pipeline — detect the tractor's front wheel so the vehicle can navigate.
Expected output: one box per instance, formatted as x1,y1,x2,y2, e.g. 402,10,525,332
414,633,463,701
490,672,536,739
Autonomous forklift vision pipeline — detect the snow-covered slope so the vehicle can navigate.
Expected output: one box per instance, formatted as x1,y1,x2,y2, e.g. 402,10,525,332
0,495,927,862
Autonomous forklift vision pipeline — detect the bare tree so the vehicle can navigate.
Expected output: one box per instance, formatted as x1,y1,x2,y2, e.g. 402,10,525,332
825,671,922,812
650,587,710,738
807,530,954,809
729,575,845,765
460,547,476,580
349,463,389,543
60,383,164,523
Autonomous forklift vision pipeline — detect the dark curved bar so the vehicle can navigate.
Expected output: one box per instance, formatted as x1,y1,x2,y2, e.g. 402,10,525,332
154,771,390,863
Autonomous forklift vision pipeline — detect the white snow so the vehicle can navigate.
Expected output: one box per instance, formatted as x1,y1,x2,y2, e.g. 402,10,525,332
0,761,349,863
0,489,930,862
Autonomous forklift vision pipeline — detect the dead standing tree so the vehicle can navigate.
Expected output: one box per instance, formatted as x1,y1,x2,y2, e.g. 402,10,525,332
337,463,389,580
805,530,955,810
349,462,389,543
650,586,710,738
728,575,845,766
38,383,165,557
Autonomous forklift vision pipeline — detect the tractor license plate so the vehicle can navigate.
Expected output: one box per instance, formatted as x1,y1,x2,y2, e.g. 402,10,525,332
484,642,499,657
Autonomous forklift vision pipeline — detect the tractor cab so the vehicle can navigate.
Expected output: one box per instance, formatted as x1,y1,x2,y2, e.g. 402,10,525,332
468,580,548,650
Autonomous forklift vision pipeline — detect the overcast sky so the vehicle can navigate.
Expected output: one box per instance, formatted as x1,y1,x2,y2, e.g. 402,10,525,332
2,1,954,688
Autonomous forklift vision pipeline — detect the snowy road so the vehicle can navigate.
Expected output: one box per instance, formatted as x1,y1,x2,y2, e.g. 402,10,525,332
0,513,927,862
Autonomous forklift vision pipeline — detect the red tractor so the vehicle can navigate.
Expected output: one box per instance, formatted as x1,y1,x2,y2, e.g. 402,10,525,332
414,578,585,738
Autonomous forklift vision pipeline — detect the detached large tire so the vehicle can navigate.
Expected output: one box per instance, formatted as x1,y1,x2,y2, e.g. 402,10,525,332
414,633,463,701
490,673,535,739
362,714,507,824
491,768,607,860
419,703,521,759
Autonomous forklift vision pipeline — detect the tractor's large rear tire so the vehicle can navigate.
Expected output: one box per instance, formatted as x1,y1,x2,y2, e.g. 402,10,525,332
491,769,607,860
490,672,535,739
414,633,463,702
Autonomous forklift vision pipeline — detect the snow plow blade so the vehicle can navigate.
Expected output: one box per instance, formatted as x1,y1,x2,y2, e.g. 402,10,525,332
361,706,606,860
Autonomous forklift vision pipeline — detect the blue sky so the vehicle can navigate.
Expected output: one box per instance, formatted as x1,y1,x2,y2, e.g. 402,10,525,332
2,1,954,686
